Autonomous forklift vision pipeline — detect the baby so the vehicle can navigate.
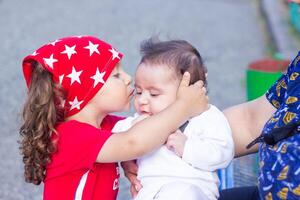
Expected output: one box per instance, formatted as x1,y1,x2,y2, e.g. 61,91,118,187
113,37,234,200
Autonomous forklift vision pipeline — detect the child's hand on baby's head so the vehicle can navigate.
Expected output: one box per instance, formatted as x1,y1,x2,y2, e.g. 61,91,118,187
166,130,187,157
177,72,208,118
132,114,150,126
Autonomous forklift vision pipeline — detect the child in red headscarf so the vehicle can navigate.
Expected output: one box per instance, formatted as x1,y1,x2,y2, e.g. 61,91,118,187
19,36,208,200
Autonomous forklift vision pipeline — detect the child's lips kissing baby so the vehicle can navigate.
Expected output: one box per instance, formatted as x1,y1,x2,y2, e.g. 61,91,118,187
129,89,135,98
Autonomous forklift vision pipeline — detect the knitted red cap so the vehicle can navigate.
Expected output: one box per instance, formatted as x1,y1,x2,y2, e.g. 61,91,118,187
22,36,123,117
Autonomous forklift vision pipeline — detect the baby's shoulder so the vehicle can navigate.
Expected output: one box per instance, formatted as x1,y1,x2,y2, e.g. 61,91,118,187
191,104,224,120
116,114,138,125
112,114,138,132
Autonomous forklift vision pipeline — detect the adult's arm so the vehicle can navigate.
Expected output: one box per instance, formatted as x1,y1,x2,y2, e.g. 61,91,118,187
223,95,276,158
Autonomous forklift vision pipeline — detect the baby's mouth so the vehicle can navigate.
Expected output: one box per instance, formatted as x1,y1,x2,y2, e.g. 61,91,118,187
140,111,152,115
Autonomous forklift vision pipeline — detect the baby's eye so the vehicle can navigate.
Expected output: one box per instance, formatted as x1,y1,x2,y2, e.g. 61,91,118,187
150,93,159,97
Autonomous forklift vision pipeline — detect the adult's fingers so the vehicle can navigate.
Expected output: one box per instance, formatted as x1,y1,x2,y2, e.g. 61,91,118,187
129,178,142,198
124,170,138,183
130,185,138,198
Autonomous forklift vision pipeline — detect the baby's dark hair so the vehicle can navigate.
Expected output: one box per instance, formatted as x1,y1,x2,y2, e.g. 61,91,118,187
139,37,207,85
19,61,65,185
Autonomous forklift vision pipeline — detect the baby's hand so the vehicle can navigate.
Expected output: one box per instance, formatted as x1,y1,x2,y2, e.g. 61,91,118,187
166,130,187,157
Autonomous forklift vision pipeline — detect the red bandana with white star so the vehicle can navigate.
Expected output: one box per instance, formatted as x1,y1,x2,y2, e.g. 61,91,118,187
22,36,123,117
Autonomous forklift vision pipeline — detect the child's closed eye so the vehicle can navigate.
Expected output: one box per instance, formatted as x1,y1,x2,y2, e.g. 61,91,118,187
135,91,142,95
113,73,120,78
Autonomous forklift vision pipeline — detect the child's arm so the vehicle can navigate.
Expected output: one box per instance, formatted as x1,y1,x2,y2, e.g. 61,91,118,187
97,73,208,163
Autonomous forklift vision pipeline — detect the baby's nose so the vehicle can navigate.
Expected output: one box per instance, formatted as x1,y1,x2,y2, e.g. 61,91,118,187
138,95,148,105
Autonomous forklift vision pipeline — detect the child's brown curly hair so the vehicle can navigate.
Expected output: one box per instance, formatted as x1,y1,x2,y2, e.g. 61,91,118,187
19,61,65,185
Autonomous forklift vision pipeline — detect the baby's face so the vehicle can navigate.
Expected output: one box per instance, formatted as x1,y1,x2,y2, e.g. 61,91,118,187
134,63,180,115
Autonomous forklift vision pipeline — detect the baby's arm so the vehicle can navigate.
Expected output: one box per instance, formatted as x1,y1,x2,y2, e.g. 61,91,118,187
181,108,234,171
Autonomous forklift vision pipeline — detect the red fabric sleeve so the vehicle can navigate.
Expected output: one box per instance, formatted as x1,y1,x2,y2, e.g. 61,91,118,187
48,115,124,178
52,121,111,174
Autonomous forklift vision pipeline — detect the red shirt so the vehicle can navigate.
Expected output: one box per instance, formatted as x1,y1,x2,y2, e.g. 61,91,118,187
44,115,123,200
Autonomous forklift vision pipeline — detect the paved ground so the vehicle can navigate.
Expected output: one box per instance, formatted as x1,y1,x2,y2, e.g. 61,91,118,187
0,0,268,199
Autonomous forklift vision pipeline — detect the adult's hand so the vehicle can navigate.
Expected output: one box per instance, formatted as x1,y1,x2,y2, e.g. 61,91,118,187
121,160,142,198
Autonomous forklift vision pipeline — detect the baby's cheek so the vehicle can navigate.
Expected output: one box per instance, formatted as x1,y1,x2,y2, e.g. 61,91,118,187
152,100,171,114
133,101,140,113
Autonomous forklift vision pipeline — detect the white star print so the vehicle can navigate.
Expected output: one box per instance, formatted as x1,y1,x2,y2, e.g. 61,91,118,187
32,51,39,56
109,48,120,60
59,74,64,85
84,41,100,56
90,68,105,87
69,96,84,110
50,39,61,46
43,54,58,69
67,66,83,85
61,45,77,59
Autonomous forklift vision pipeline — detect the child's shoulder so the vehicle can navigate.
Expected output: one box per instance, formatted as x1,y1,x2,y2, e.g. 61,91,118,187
55,120,102,143
56,120,92,131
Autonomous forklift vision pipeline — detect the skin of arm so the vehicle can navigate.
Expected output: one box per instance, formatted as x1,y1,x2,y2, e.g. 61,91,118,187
223,95,276,158
97,73,209,163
